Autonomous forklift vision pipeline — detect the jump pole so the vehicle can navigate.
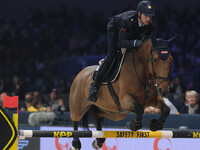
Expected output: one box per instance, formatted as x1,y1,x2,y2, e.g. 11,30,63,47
19,130,200,139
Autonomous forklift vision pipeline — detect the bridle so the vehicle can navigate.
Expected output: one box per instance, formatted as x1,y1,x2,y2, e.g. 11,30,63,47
149,46,170,89
133,45,171,97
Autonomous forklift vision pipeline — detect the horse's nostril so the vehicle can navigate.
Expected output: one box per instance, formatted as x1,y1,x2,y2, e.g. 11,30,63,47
159,88,162,94
158,87,168,97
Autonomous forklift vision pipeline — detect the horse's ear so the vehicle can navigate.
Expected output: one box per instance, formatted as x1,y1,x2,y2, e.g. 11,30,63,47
167,34,179,44
151,33,157,47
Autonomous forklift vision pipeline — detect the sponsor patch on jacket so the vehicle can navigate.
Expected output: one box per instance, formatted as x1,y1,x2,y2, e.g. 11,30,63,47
121,27,126,31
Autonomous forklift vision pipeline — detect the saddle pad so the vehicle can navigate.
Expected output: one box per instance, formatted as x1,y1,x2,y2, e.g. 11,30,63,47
92,52,126,85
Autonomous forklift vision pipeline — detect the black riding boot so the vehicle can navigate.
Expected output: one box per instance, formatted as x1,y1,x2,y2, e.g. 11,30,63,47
87,81,98,102
87,27,117,102
87,61,108,102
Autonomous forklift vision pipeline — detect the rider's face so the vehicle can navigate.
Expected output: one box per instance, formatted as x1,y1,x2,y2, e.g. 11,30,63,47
139,13,152,25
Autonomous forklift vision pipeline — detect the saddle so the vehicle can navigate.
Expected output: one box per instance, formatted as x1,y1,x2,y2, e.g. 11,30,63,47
92,49,127,113
92,51,126,84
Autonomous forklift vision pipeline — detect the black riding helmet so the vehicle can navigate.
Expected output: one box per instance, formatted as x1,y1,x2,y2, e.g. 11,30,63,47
137,0,155,16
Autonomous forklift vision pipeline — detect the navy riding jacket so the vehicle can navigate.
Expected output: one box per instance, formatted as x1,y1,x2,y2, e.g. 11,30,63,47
107,10,156,49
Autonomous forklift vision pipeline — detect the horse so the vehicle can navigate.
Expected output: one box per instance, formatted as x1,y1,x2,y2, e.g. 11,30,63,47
69,34,175,150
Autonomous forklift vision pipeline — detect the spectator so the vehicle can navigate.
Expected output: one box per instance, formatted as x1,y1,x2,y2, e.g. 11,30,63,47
25,92,33,101
23,98,33,112
179,90,200,114
20,92,33,111
27,96,47,112
32,90,49,107
9,75,25,101
33,91,40,99
144,97,179,114
144,106,161,114
0,92,8,107
49,88,66,112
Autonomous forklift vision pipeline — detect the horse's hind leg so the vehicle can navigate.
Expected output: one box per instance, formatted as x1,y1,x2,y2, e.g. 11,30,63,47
126,101,144,131
92,116,105,149
71,121,81,150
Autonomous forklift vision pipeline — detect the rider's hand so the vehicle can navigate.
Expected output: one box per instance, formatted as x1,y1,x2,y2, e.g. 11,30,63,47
133,40,142,48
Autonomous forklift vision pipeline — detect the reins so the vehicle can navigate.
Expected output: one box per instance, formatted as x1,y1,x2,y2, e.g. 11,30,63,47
133,52,157,101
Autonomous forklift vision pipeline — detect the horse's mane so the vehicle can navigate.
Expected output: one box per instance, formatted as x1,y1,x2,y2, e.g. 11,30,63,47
142,37,151,45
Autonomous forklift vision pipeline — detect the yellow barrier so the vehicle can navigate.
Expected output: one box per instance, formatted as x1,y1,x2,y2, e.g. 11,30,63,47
10,114,18,150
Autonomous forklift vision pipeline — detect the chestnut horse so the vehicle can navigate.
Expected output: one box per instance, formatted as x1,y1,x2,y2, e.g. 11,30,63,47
69,34,175,150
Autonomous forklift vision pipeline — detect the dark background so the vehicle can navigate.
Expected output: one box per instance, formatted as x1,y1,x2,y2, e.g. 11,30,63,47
0,0,199,109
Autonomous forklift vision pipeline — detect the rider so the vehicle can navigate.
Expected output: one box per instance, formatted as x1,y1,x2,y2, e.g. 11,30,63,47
88,0,156,102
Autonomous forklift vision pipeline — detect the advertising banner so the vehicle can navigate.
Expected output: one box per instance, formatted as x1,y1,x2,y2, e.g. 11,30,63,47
18,138,40,150
40,126,200,150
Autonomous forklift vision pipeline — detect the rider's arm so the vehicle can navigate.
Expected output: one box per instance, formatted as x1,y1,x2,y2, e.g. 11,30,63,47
117,19,136,49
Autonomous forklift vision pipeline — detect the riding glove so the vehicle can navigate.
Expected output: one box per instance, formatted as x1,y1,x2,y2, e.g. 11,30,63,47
133,40,142,48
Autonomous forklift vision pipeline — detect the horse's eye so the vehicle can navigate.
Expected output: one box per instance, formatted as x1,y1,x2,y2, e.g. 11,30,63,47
154,59,157,63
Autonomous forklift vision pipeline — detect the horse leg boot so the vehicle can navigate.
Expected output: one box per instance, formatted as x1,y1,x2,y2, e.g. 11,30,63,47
148,102,170,131
126,102,144,131
71,121,81,150
92,116,105,149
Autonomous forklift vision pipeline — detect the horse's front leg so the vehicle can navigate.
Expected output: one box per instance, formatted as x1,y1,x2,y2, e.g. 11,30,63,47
126,101,144,131
92,115,105,149
148,96,170,131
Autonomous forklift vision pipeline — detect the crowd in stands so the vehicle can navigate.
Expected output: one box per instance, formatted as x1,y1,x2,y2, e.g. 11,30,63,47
144,90,200,115
0,5,200,117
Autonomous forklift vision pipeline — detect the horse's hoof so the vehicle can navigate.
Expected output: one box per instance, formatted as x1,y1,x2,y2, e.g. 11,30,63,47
148,119,163,131
92,139,102,150
70,146,80,150
72,139,81,149
126,121,142,131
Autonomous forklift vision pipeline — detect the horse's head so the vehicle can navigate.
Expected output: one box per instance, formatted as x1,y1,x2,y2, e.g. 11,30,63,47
148,34,176,97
